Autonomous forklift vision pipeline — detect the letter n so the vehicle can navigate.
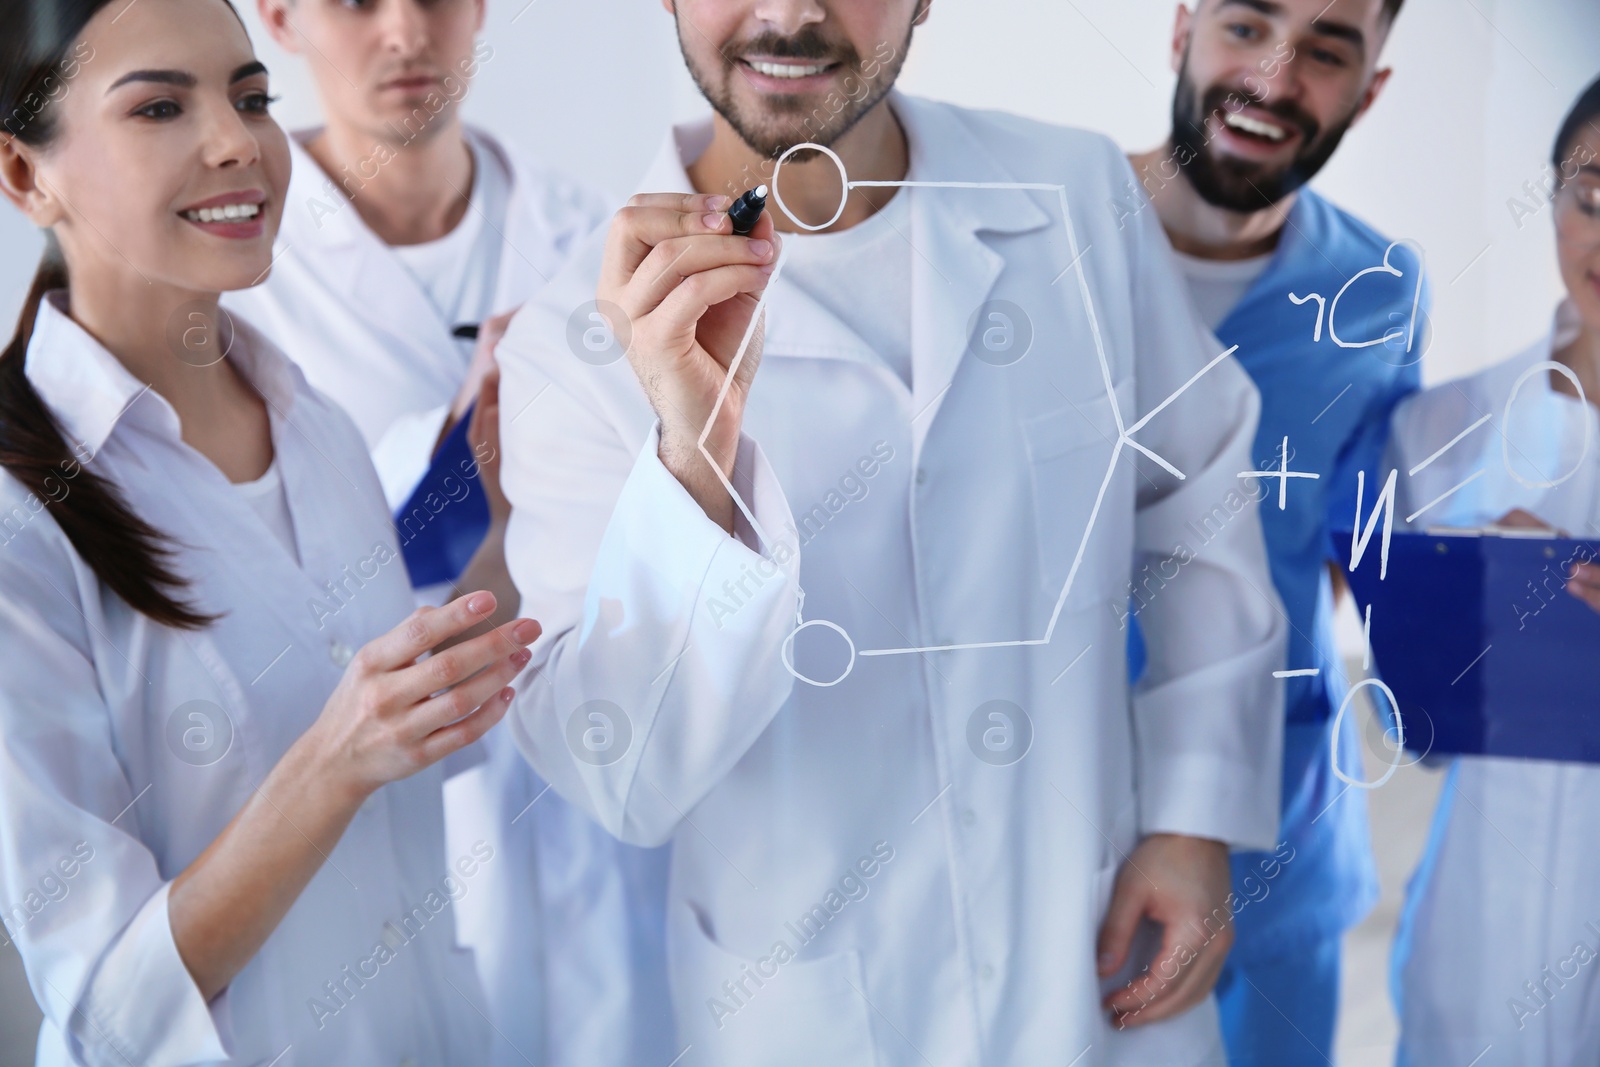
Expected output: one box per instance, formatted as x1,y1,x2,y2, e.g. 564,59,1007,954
1350,469,1398,580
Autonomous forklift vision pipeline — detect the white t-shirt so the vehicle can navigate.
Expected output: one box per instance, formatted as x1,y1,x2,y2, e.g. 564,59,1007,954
391,133,511,336
233,457,300,565
1171,247,1274,332
779,186,914,389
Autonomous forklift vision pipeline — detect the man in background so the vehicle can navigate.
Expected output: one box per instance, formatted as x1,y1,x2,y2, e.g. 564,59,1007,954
227,0,671,1060
1126,1,1424,1063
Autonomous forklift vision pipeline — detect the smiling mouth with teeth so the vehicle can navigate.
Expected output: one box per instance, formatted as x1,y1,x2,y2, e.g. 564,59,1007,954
182,203,263,223
741,58,837,79
1222,112,1290,143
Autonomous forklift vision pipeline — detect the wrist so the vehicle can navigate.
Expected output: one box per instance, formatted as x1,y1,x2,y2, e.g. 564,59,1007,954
284,721,375,817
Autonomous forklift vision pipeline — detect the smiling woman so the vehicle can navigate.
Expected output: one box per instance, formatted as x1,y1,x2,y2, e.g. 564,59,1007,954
0,0,541,1061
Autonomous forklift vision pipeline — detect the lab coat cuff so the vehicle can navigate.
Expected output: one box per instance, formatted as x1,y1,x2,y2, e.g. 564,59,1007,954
616,422,797,569
372,404,453,511
1134,751,1281,852
72,881,233,1065
590,421,799,663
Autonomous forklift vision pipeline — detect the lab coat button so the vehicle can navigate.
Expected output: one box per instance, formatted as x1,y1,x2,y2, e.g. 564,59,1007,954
981,963,996,981
961,809,976,827
915,468,928,486
329,640,355,668
400,1058,418,1067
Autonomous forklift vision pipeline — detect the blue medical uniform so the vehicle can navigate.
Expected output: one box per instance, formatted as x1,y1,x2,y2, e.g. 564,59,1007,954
1196,189,1427,1066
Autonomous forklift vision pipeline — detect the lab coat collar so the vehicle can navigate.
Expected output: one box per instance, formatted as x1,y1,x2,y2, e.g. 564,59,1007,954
1554,297,1584,353
891,93,1054,439
24,289,301,457
273,124,522,367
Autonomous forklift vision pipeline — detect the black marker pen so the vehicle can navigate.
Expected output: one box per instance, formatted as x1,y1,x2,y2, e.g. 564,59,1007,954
729,184,768,236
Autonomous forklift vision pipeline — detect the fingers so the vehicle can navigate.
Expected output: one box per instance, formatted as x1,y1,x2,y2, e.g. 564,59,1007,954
623,234,777,318
358,592,502,673
468,367,501,449
1110,919,1231,1026
1496,507,1547,529
389,616,541,704
418,685,514,766
601,193,735,288
409,642,531,740
1095,867,1148,979
1568,563,1600,613
482,304,519,344
655,264,776,348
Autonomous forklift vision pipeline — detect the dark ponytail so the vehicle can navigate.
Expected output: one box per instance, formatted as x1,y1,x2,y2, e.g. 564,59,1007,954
2,0,216,628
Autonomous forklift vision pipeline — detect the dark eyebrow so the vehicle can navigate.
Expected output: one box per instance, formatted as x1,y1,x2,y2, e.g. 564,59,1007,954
1216,0,1284,15
1214,0,1366,55
107,69,195,92
106,61,267,93
1308,17,1366,51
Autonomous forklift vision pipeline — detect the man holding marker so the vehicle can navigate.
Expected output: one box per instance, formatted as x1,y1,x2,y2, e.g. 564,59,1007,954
1125,2,1426,1064
499,1,1286,1063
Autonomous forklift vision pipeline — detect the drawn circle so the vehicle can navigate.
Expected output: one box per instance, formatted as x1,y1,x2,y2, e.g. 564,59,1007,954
780,619,856,687
966,300,1034,367
1502,361,1591,488
966,700,1034,766
165,301,236,368
1374,305,1432,368
1329,677,1404,789
165,699,234,767
1363,699,1435,769
770,142,850,232
565,299,632,366
565,699,632,766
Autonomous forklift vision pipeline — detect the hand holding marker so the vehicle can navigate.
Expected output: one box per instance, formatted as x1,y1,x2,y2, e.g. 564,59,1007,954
730,185,768,236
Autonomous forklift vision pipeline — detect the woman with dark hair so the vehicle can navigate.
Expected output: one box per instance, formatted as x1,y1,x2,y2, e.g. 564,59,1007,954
1386,75,1600,1066
0,0,541,1060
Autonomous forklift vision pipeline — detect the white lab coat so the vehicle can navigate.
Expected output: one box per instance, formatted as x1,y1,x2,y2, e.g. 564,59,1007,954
497,93,1286,1066
225,124,608,508
0,292,488,1066
224,127,674,1067
1390,301,1600,1066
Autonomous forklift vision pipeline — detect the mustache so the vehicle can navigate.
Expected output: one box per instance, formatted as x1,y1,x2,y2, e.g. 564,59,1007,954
729,27,859,67
1193,85,1320,143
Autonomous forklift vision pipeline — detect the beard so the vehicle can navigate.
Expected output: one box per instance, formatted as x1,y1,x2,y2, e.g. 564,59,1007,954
676,20,912,162
1169,55,1359,212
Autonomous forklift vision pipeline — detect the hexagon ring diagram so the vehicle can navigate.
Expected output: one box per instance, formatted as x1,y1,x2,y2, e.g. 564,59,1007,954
697,143,1240,687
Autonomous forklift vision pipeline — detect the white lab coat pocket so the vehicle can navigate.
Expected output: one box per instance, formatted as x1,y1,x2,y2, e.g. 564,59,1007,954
670,901,877,1067
1021,379,1132,604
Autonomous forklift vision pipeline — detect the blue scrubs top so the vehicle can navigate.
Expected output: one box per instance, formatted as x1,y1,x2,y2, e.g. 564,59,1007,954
1210,188,1425,951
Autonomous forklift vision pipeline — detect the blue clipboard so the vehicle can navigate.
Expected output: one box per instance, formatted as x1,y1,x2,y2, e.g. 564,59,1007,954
1340,529,1600,763
394,400,491,588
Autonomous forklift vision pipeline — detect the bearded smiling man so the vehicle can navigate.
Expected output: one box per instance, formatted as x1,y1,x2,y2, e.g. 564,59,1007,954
1125,2,1426,1065
493,0,1292,1064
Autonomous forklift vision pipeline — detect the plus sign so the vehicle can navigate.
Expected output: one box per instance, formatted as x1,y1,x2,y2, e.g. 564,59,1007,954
1240,436,1321,510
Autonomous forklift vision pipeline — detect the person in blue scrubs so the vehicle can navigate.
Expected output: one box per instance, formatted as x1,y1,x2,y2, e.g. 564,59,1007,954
1125,1,1421,1063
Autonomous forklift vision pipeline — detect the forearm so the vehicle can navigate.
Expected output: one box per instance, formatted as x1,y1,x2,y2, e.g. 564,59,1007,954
659,426,736,533
168,728,367,1001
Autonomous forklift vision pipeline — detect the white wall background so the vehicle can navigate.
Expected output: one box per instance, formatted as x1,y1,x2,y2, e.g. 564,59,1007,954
2,0,1598,384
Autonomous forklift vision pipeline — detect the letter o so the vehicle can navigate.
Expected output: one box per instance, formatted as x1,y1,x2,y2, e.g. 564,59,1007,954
1502,361,1591,489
